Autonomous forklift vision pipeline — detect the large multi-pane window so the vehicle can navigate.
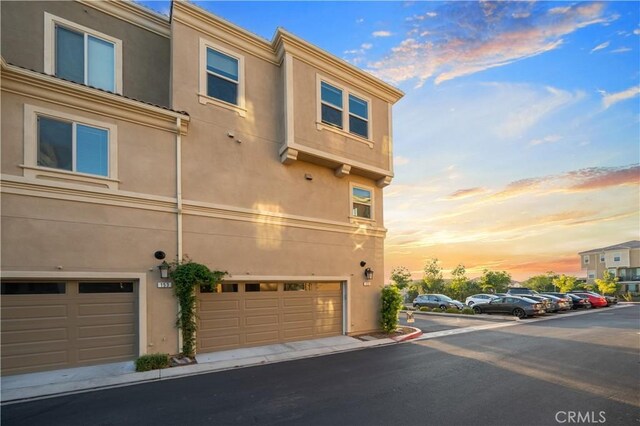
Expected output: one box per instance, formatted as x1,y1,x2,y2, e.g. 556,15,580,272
206,47,239,105
352,186,372,219
37,115,109,177
320,79,370,140
55,25,116,92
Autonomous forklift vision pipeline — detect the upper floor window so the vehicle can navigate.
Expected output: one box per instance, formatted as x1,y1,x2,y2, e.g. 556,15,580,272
613,254,621,262
600,254,605,262
583,256,589,264
198,38,246,116
38,116,109,177
318,77,371,143
44,13,122,94
351,185,373,220
23,104,119,188
206,48,239,105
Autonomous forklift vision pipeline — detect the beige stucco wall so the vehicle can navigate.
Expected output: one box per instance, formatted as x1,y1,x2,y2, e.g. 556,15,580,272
292,58,390,171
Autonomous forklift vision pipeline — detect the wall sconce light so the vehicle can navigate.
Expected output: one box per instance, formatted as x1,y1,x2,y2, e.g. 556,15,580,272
364,267,374,281
158,261,171,279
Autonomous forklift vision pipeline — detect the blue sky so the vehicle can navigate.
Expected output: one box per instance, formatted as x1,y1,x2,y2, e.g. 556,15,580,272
140,1,639,280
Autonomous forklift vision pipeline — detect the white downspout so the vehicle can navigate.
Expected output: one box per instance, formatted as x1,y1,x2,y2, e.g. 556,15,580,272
176,117,183,353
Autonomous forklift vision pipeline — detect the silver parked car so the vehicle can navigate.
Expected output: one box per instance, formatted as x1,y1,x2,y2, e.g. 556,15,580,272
413,294,464,310
465,293,499,306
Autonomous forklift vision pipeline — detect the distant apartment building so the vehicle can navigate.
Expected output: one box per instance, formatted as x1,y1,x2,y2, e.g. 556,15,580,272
0,0,403,376
579,240,640,293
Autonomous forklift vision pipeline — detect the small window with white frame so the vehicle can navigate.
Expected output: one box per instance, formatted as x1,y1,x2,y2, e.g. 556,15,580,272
600,254,605,262
613,253,621,262
583,255,589,264
587,271,595,279
317,76,372,143
23,104,118,188
44,13,122,94
198,38,246,116
351,184,373,220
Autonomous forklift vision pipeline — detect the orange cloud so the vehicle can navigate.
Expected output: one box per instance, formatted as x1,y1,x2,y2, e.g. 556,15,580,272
567,165,639,191
446,187,488,200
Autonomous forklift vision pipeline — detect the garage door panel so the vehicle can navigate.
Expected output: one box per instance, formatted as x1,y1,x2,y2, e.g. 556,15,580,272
244,298,278,309
201,335,240,350
77,302,135,316
1,280,138,375
78,313,136,327
201,317,240,329
1,304,68,319
282,297,313,307
245,330,279,344
200,300,240,311
2,352,69,372
283,327,314,339
2,317,69,331
245,314,278,326
78,323,135,338
283,312,313,323
2,328,68,344
197,282,344,353
78,344,135,362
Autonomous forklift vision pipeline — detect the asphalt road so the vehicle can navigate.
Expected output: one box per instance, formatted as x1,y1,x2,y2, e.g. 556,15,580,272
2,306,638,426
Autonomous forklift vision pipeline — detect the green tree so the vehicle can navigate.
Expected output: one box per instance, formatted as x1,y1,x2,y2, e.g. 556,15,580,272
390,266,412,289
422,258,445,293
380,285,404,333
553,274,577,293
595,270,620,295
448,264,468,301
524,272,557,292
479,269,512,293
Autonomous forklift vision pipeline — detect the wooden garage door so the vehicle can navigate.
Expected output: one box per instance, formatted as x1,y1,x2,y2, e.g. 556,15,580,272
197,282,343,353
1,281,137,375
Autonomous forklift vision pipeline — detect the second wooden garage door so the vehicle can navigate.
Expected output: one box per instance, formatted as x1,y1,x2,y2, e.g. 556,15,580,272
197,282,343,353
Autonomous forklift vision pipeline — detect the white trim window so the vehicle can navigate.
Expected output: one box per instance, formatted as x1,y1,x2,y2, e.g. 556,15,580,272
350,184,373,220
317,76,372,145
44,13,123,94
583,255,589,264
198,38,246,116
613,253,621,262
23,104,118,188
600,254,605,262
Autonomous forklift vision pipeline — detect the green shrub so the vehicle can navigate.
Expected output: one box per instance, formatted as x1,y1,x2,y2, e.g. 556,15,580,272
445,308,459,314
461,307,475,315
135,353,170,372
419,306,431,312
380,285,404,333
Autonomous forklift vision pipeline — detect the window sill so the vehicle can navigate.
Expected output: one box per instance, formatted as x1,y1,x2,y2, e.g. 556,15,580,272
20,165,119,189
198,94,246,117
349,215,376,225
316,122,373,148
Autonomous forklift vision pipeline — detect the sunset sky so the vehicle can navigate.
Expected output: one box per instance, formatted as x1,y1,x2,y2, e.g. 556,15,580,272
140,1,640,281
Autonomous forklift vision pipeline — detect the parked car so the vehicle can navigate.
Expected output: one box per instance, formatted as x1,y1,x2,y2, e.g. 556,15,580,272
413,294,464,310
541,292,574,310
572,291,618,306
522,294,557,313
569,292,607,308
506,287,536,296
465,294,498,306
566,293,592,309
472,295,545,319
540,293,571,311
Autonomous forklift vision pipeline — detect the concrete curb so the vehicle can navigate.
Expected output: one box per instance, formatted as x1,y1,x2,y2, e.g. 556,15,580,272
391,326,423,342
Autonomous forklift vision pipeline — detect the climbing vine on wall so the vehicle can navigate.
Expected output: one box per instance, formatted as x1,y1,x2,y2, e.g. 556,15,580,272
170,259,227,357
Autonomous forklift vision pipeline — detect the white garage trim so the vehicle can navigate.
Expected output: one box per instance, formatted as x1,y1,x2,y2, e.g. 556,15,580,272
0,271,147,357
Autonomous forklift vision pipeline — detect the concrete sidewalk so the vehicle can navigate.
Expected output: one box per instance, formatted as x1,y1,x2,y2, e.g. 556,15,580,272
1,335,396,404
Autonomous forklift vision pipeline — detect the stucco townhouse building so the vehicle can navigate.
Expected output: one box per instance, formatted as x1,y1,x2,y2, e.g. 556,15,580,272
579,240,640,293
0,1,403,375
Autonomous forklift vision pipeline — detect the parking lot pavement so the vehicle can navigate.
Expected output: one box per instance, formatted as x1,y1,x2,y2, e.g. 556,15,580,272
399,312,511,333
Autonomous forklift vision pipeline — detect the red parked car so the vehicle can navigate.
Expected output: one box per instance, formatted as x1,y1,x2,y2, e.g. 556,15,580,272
572,292,607,308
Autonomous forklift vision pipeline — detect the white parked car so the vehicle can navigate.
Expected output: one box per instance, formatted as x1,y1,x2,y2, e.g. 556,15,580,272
465,293,499,306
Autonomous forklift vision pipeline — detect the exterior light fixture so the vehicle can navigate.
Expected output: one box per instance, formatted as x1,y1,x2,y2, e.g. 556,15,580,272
158,261,171,279
364,267,374,281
